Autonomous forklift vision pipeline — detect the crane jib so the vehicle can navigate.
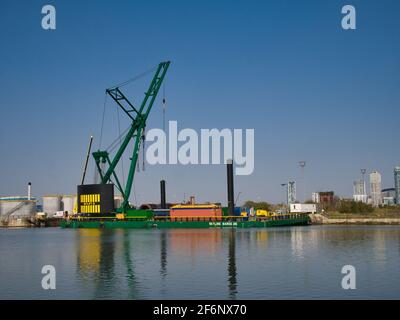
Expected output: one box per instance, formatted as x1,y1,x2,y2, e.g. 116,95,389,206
91,61,170,213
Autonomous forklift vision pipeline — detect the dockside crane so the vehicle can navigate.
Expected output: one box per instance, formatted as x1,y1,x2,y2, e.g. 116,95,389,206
92,61,170,216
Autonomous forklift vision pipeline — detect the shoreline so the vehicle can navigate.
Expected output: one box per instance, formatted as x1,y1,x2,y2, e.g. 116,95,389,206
309,214,400,225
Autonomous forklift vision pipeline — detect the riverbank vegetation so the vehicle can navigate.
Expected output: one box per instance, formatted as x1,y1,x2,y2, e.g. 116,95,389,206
326,205,400,219
337,200,374,214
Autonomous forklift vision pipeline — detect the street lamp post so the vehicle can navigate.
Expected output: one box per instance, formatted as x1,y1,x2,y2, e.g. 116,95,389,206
299,161,306,203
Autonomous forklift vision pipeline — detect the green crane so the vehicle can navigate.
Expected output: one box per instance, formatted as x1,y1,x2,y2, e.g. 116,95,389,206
92,61,170,215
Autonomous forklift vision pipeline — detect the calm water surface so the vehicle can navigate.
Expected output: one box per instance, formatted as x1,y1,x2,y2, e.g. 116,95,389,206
0,226,399,299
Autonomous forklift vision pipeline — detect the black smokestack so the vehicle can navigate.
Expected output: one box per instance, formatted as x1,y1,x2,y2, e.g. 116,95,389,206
227,160,234,216
160,180,166,209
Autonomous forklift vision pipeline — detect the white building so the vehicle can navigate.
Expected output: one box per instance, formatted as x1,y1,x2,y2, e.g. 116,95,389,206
370,171,382,207
311,192,320,203
290,203,317,214
353,180,367,203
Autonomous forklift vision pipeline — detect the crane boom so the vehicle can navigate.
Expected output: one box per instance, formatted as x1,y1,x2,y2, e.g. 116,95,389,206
92,61,170,213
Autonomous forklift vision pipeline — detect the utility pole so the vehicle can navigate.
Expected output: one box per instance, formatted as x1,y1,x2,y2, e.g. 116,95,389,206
299,161,306,203
361,168,367,200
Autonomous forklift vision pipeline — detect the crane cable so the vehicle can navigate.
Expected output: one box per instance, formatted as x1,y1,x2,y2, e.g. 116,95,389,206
116,106,126,188
99,93,108,150
108,64,158,89
163,83,166,132
94,93,108,183
101,63,159,152
142,127,146,171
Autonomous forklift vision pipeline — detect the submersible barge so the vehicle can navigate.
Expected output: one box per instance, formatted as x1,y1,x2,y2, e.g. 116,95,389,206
62,61,311,230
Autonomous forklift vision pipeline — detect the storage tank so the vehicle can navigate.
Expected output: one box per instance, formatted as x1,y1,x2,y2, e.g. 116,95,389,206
61,195,75,215
0,197,37,227
43,195,61,217
114,195,124,209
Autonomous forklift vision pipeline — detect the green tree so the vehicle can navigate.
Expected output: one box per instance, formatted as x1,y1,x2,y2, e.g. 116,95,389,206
337,200,374,214
243,200,271,211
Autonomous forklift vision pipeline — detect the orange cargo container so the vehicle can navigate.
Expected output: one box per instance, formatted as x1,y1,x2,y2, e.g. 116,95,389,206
170,204,222,221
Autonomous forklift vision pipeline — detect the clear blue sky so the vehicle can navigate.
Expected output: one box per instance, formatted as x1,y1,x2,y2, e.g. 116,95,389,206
0,0,399,205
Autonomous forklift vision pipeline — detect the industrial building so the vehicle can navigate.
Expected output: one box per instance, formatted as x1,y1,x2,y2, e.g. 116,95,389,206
370,171,382,207
0,197,37,227
0,183,37,227
310,191,334,210
381,188,395,206
319,191,334,205
311,192,320,203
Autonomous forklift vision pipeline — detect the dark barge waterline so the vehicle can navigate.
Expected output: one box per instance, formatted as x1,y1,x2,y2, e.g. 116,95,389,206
60,214,310,229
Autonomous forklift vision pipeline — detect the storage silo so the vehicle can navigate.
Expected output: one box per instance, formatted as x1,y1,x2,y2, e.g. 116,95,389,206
0,197,37,227
43,195,61,217
61,195,75,215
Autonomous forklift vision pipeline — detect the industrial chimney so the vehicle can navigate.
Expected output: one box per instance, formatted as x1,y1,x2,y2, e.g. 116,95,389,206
160,180,166,209
227,159,234,216
28,182,32,200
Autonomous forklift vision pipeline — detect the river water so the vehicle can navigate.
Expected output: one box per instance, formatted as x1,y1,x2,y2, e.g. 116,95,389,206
0,225,399,299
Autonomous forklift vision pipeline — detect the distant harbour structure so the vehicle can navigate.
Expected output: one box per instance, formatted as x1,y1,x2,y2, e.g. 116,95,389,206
395,166,400,204
370,171,382,207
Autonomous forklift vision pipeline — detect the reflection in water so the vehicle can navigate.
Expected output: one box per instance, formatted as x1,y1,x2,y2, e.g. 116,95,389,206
77,229,101,275
123,229,139,299
160,231,167,278
255,230,269,248
76,229,117,298
291,228,305,259
96,230,116,298
69,226,400,299
228,229,237,299
372,230,387,267
169,229,222,255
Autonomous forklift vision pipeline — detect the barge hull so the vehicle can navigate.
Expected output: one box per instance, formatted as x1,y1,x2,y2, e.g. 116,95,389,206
60,215,310,229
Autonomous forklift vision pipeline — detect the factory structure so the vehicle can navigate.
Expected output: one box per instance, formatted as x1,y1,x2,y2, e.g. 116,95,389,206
0,182,125,227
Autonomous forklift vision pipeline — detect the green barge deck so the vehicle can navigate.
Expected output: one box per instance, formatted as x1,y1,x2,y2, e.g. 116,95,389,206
60,214,310,229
